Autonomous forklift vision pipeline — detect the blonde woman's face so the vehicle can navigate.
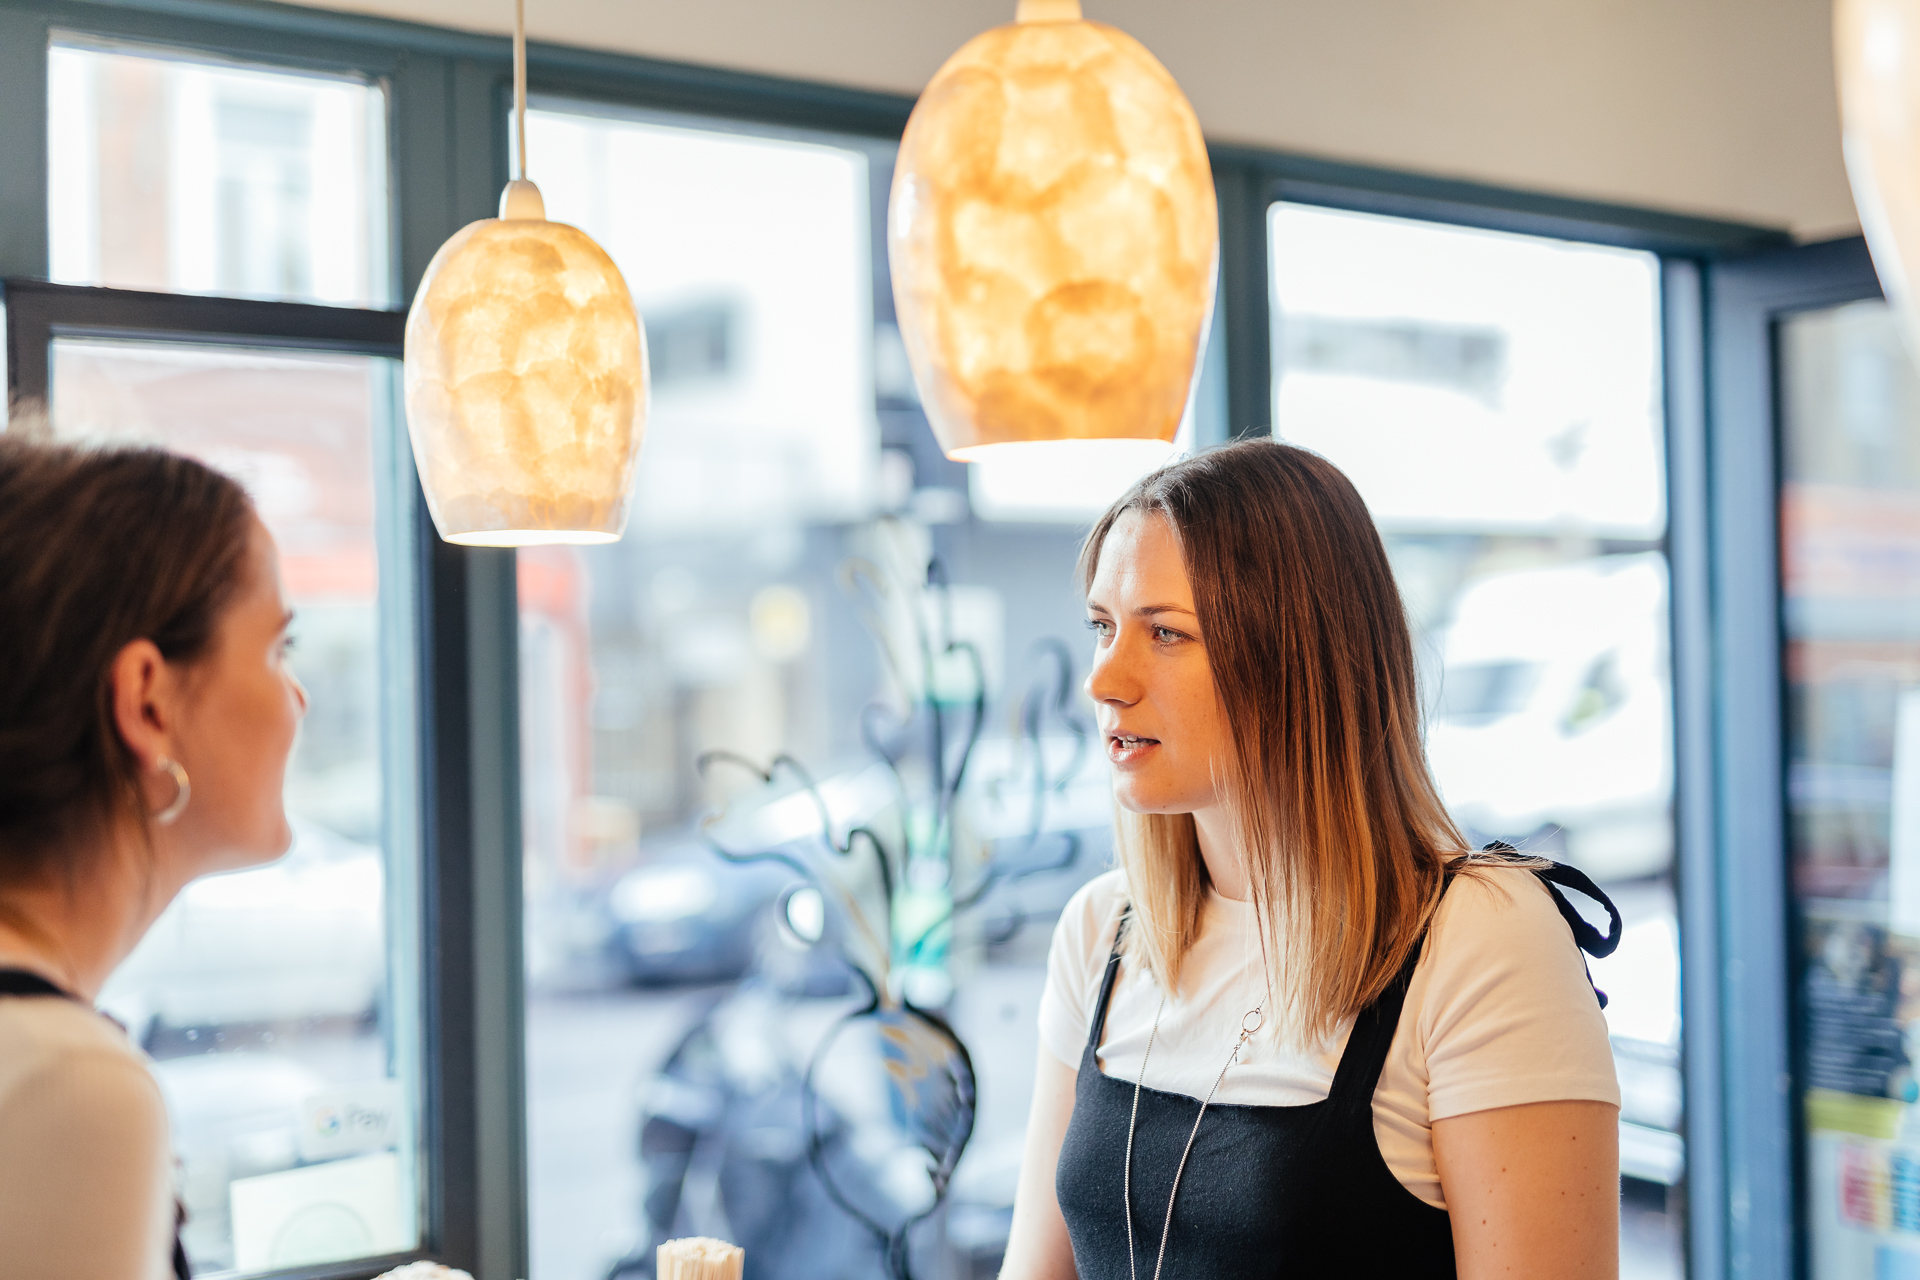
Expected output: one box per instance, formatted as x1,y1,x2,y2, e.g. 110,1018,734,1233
1084,509,1234,816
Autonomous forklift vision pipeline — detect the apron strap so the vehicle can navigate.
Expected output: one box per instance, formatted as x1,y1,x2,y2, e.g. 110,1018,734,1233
1476,842,1622,1008
0,969,193,1278
1324,934,1426,1114
0,968,76,999
1084,906,1131,1052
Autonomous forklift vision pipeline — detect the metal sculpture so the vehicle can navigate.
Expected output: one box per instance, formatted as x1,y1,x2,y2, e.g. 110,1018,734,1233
693,520,1093,1279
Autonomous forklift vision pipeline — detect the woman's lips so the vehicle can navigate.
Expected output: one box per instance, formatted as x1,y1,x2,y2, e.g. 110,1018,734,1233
1107,733,1160,765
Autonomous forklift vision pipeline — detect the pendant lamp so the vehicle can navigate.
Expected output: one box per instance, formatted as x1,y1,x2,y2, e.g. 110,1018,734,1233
1839,0,1920,349
888,0,1217,464
402,0,649,546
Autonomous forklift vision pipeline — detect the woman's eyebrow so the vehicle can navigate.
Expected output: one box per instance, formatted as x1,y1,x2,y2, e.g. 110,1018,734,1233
1135,604,1197,617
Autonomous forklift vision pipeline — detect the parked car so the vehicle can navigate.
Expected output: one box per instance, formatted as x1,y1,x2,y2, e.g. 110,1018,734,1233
603,839,853,990
98,820,384,1039
1425,554,1673,883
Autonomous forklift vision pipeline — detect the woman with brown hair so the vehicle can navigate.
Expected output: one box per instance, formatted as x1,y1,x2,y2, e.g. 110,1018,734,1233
1001,440,1621,1279
0,438,307,1278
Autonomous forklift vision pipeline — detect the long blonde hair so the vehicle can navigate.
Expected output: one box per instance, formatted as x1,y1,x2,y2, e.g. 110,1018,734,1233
1079,440,1469,1042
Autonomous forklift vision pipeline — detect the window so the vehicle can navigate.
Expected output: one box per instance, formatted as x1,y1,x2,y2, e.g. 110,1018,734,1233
10,35,421,1280
47,40,389,307
1270,203,1681,1278
46,339,422,1275
1780,300,1920,1276
518,101,1121,1280
517,103,882,1280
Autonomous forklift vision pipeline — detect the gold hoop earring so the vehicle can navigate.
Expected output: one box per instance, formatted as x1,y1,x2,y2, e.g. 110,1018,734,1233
154,757,190,826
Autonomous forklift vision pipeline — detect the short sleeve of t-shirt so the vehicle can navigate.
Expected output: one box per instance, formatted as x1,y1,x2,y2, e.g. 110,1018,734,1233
1405,865,1620,1122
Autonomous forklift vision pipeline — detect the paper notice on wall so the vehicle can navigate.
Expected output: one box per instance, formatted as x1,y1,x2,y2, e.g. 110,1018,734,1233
231,1151,409,1272
1891,689,1920,937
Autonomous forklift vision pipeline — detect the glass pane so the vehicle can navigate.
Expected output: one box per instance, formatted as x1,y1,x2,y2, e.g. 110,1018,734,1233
519,106,1115,1280
1270,204,1681,1277
45,338,420,1276
47,42,390,307
1782,300,1920,1277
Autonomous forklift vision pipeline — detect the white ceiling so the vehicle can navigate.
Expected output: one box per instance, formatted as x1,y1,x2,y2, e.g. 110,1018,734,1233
304,0,1858,239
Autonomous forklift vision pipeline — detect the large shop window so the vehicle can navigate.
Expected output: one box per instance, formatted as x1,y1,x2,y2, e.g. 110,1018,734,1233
517,102,1113,1280
17,39,423,1280
1269,204,1683,1278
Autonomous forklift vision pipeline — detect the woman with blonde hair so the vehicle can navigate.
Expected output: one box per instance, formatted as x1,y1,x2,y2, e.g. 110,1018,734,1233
0,438,308,1278
1001,440,1622,1279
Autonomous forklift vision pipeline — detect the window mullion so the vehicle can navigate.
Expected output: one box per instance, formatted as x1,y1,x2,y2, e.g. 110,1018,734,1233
0,8,50,281
397,44,529,1280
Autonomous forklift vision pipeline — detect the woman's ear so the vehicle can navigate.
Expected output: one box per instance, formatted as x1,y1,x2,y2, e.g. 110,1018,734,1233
108,638,178,772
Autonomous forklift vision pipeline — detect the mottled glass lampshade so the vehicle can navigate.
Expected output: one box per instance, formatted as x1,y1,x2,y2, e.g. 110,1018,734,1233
403,182,649,546
1839,0,1920,349
888,0,1217,462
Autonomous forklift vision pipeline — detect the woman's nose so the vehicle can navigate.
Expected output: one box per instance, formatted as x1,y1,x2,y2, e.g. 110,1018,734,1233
1085,637,1137,707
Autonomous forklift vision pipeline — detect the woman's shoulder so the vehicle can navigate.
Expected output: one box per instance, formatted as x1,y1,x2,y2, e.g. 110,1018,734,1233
1064,866,1129,912
0,998,156,1106
1416,860,1602,1005
1414,861,1620,1116
1056,868,1129,943
1432,862,1570,944
1038,869,1131,1066
1415,859,1607,1027
0,994,142,1057
0,999,174,1278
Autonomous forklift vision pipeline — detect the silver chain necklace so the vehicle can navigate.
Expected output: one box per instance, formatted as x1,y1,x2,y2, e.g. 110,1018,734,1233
1123,993,1266,1280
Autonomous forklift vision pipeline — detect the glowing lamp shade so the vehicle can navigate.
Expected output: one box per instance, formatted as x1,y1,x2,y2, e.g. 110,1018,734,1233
403,188,649,546
889,0,1217,463
1839,0,1920,347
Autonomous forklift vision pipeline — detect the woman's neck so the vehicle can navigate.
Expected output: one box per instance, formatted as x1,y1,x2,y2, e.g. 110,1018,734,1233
0,831,174,1003
1192,804,1252,901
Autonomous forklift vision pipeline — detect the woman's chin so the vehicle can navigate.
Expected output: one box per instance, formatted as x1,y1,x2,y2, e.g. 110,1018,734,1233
1111,788,1196,818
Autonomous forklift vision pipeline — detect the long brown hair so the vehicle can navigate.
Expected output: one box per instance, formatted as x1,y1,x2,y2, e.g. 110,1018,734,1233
0,437,256,885
1079,439,1468,1042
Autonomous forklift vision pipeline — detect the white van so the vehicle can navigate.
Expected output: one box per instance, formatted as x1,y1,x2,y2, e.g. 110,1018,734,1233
1424,553,1672,884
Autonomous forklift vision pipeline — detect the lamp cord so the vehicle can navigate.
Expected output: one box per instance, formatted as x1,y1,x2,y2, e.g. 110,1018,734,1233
513,0,527,180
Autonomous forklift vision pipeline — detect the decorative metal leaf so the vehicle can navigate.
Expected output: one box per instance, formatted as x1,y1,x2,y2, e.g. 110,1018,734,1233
872,1004,976,1196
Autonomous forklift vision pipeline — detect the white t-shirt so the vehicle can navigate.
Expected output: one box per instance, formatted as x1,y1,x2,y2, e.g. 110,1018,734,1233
0,989,176,1279
1038,865,1620,1209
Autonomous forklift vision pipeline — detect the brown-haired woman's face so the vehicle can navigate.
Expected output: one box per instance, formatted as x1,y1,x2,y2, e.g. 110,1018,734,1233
1084,510,1233,818
165,518,308,873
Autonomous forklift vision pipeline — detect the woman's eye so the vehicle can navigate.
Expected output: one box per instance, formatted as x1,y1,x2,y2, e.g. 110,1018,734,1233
1085,618,1112,638
1153,626,1181,643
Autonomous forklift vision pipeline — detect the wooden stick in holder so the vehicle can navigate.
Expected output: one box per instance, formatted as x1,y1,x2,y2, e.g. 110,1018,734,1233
657,1237,744,1280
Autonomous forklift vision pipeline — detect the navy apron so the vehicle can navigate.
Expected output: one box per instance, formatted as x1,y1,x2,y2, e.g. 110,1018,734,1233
1054,855,1620,1279
0,967,192,1279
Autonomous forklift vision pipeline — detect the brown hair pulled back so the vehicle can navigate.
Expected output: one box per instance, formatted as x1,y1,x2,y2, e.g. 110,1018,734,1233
0,437,255,882
1079,438,1469,1042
